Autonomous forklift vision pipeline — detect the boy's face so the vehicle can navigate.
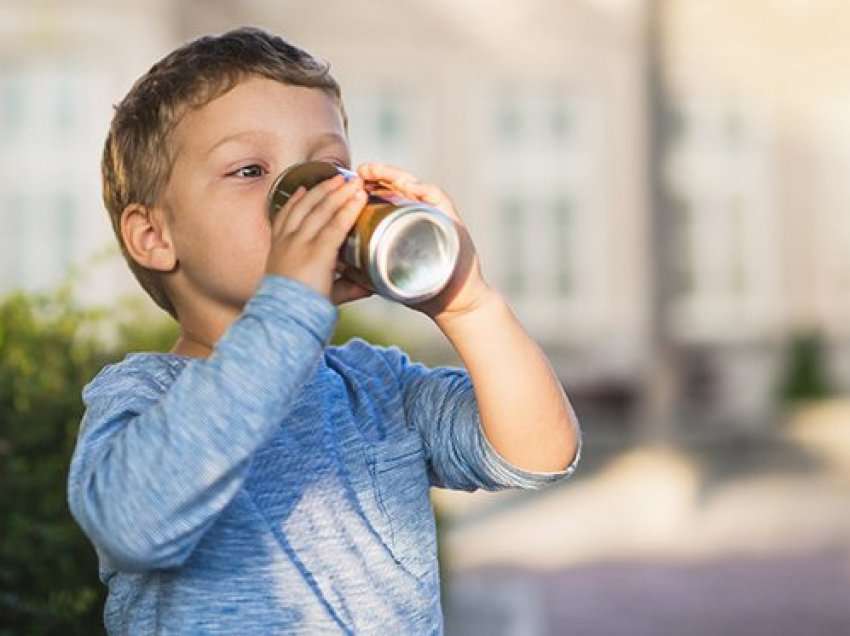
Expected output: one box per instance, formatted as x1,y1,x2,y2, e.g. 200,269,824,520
159,75,350,317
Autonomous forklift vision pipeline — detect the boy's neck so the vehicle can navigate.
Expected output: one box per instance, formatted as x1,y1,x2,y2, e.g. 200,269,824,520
169,334,213,359
166,288,246,360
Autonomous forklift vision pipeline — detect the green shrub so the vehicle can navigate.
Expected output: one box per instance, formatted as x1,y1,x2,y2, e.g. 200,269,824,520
777,329,833,404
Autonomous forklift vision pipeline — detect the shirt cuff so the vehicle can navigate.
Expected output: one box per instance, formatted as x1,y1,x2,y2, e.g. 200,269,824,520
477,415,582,490
244,274,339,345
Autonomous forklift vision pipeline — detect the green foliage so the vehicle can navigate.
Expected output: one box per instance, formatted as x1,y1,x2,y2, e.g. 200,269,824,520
0,284,117,635
778,329,833,403
333,306,398,348
0,277,404,634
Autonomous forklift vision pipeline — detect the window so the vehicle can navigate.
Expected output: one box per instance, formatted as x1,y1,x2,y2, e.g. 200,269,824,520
666,105,687,142
728,195,746,294
552,196,573,295
501,196,525,295
671,195,694,296
2,194,24,289
1,75,24,136
376,94,402,145
844,212,850,290
55,74,76,133
549,93,573,142
496,93,522,143
55,193,76,274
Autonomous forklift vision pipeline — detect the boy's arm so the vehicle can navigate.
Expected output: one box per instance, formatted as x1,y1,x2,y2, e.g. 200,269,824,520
380,342,581,493
67,275,337,572
434,288,580,475
357,163,580,487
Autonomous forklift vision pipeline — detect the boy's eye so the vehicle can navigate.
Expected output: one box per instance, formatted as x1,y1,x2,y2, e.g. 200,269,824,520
229,164,267,178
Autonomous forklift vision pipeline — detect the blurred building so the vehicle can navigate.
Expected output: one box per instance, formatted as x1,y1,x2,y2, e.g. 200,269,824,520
662,0,850,425
0,0,178,306
1,0,849,434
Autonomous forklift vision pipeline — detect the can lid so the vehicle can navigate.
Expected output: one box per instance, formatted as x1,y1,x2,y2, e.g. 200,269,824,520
267,160,356,218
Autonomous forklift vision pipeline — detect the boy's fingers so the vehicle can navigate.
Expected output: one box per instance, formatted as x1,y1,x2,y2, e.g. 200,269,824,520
299,177,364,238
357,162,419,188
406,182,459,220
314,188,367,244
358,161,456,218
271,185,306,234
392,179,442,205
281,174,346,235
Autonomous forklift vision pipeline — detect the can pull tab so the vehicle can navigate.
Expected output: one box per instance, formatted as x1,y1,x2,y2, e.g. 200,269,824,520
327,166,389,203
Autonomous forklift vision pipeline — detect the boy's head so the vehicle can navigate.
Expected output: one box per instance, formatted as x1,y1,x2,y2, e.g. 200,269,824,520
103,26,350,322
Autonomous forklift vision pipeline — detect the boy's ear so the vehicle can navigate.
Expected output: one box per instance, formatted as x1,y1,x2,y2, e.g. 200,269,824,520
120,203,178,272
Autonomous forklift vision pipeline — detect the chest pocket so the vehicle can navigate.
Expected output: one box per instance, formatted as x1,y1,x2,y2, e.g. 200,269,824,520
366,433,437,579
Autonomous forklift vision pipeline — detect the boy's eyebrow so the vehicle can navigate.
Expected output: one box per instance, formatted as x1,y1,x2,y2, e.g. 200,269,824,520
204,130,276,157
305,132,348,154
205,130,347,158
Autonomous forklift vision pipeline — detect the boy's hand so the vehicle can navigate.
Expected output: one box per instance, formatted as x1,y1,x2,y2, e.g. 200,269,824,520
357,162,495,323
265,174,374,305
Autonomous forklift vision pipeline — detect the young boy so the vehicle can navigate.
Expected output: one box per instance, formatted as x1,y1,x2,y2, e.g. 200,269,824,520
67,27,582,635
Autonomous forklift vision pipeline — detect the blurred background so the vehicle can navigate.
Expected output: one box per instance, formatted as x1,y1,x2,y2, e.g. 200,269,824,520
1,0,850,634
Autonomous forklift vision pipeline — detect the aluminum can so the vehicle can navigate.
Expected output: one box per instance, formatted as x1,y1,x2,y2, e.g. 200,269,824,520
267,160,460,305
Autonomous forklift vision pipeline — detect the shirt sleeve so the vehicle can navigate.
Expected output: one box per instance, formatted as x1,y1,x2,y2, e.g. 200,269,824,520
66,275,337,573
372,342,582,492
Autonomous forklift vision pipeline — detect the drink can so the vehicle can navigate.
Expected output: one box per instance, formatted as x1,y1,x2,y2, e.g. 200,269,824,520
267,160,460,305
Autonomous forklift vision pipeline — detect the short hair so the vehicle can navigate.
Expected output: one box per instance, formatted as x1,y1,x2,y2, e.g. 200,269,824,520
101,26,347,320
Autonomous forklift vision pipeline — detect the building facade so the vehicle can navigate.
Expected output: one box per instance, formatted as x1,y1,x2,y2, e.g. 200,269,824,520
2,0,849,432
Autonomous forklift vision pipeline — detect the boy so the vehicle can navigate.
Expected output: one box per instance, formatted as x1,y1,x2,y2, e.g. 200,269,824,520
67,27,582,635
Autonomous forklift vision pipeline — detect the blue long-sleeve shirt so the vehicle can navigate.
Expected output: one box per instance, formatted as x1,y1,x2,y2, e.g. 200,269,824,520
67,274,582,635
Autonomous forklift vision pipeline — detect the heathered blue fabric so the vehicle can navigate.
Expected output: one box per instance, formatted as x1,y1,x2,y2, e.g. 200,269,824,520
67,274,582,635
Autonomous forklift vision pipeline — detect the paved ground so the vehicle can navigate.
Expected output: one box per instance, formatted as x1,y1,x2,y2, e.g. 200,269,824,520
435,410,850,636
444,547,850,636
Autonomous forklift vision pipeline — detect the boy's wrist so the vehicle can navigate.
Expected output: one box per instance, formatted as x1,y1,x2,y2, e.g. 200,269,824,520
433,286,507,333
